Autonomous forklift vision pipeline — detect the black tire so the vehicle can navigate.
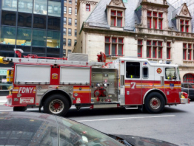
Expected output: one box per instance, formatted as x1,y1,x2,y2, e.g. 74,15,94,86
145,92,165,113
13,106,27,111
43,94,70,116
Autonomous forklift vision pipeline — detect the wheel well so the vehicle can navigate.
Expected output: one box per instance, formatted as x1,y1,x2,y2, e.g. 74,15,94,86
40,90,72,107
144,90,167,104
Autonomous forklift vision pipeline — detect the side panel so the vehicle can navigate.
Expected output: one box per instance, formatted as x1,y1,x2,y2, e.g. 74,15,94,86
60,67,90,84
12,85,36,105
73,86,91,104
50,65,60,85
15,65,51,83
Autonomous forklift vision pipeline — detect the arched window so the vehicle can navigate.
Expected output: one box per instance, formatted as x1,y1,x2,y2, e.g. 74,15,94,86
183,74,194,83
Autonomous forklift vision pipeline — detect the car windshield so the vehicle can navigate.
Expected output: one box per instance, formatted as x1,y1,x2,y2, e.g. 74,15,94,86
57,117,124,146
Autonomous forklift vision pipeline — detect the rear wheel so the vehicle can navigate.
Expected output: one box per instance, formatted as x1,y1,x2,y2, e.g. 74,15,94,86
43,94,70,116
145,92,165,113
13,106,27,111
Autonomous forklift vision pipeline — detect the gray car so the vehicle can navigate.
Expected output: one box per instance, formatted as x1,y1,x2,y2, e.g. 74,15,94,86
181,83,194,100
0,112,178,146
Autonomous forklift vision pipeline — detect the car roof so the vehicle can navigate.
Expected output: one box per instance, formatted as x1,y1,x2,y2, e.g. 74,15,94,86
0,112,57,123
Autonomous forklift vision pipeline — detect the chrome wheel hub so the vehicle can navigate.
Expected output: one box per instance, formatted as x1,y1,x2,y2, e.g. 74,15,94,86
49,99,64,114
150,97,161,110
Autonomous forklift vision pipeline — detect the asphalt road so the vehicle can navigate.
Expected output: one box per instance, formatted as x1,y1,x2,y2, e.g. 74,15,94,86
1,102,194,146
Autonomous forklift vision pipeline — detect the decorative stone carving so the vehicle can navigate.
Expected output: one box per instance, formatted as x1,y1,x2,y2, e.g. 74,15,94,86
112,0,121,5
135,35,138,40
172,38,175,43
182,6,188,15
164,37,167,42
144,35,147,41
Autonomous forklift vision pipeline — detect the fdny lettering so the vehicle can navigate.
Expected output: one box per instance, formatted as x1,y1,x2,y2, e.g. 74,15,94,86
19,87,35,94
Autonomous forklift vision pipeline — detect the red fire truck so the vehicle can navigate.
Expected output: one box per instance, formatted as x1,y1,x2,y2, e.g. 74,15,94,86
0,51,189,115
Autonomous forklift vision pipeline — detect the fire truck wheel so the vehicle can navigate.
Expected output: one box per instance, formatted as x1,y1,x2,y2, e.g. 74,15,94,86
13,106,27,111
145,92,165,113
44,94,70,116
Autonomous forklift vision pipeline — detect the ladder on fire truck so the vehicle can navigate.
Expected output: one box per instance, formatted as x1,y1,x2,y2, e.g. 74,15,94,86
0,49,106,67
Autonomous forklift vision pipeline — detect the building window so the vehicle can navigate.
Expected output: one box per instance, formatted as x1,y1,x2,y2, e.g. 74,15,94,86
33,14,46,29
68,39,71,46
2,0,18,11
48,1,61,17
182,43,194,61
34,0,47,15
63,38,66,46
75,8,77,15
68,28,71,36
146,40,163,59
75,29,77,37
69,7,72,14
0,26,16,45
47,31,60,48
147,11,163,29
64,17,67,24
64,6,67,13
75,0,77,5
105,37,123,56
18,0,33,13
48,16,60,30
69,0,72,4
63,28,66,35
111,10,123,27
64,0,67,3
63,49,66,56
1,11,17,26
68,49,72,55
32,29,46,47
74,39,77,44
180,19,190,33
183,50,186,60
138,39,143,58
167,42,171,59
75,19,77,26
16,28,31,46
68,18,72,25
86,4,90,11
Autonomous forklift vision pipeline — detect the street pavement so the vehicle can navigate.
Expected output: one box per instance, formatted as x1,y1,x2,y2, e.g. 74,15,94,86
0,96,193,146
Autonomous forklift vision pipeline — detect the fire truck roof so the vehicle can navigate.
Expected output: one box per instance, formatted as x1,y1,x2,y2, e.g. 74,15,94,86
118,57,179,68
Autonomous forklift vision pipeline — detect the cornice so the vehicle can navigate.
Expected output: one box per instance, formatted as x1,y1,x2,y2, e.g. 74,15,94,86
141,1,169,9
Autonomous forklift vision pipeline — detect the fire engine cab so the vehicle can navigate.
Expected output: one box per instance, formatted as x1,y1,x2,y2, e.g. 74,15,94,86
0,51,189,115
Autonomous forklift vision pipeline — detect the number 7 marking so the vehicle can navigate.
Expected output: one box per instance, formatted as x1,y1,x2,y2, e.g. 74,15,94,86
131,82,136,89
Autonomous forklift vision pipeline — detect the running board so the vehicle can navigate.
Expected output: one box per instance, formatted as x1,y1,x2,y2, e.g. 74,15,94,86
124,106,138,110
91,104,118,109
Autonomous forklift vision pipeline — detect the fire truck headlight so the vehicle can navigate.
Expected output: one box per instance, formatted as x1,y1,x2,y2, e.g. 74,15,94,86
96,83,100,87
103,83,107,88
74,93,78,97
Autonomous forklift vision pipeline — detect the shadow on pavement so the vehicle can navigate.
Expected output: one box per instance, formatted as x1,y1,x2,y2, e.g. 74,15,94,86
65,106,187,118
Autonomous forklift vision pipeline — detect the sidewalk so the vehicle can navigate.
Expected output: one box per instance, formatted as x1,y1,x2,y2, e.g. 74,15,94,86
0,96,7,105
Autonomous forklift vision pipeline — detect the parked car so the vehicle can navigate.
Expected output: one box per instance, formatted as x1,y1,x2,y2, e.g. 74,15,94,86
181,83,194,100
0,112,177,146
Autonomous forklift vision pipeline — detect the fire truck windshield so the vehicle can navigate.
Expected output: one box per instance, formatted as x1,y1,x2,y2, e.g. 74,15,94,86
165,67,176,80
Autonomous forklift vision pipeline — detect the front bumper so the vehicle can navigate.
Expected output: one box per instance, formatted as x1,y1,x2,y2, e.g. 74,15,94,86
180,98,190,104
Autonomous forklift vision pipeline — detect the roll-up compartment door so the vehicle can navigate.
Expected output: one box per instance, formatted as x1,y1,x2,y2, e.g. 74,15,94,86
60,67,90,84
15,65,51,83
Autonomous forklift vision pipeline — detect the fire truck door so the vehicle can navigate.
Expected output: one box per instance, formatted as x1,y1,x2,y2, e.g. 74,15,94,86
125,62,142,105
164,67,180,103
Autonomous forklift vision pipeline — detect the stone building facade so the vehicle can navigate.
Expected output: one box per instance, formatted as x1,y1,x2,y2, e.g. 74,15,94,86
75,0,194,82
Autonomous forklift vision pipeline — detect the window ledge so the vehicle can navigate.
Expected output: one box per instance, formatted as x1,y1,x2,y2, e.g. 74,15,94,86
110,27,124,31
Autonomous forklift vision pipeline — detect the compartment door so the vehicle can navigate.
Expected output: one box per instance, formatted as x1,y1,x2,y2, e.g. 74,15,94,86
125,62,142,105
